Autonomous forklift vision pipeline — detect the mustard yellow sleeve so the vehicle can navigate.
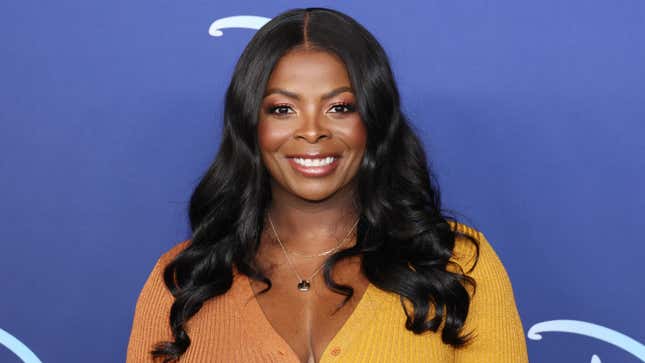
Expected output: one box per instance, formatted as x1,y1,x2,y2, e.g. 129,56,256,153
125,256,175,363
452,230,529,363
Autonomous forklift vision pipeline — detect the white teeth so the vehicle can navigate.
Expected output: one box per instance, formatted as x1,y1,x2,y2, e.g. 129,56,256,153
293,157,336,167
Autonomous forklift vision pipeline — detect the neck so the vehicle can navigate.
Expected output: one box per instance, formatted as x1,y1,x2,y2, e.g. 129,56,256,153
264,179,360,255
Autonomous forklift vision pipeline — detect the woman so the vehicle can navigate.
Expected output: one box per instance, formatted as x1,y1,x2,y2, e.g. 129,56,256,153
126,7,529,363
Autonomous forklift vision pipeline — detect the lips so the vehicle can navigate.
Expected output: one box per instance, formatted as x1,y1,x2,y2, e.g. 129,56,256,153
285,153,341,177
285,152,341,159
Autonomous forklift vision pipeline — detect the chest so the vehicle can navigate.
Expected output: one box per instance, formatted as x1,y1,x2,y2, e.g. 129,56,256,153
250,273,370,363
182,273,453,363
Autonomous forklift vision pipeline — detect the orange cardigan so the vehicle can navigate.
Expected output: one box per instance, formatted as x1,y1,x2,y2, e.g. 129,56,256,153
126,223,529,362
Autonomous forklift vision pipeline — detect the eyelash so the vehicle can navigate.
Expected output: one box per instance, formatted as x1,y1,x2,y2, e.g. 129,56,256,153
267,102,356,117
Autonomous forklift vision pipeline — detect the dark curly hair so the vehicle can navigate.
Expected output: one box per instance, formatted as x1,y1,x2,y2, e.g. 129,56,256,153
152,7,480,362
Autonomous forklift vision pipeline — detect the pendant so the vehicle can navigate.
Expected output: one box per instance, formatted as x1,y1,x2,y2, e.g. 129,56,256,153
297,280,311,291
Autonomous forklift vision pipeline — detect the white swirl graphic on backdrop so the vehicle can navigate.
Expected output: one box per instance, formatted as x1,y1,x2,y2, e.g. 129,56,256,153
0,328,42,363
208,15,270,37
528,319,645,362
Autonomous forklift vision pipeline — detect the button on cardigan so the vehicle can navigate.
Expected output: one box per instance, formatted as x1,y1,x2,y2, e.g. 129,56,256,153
126,223,529,362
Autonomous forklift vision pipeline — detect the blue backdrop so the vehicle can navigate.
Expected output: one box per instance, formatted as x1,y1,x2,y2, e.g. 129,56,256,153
1,1,643,362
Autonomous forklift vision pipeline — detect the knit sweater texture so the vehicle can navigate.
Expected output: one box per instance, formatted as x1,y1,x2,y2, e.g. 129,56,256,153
126,222,529,362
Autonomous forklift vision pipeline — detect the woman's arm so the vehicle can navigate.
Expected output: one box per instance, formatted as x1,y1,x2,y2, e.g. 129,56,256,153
125,241,190,363
126,256,174,363
452,230,530,363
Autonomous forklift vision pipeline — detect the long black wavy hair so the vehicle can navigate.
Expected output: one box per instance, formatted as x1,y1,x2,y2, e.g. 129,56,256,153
152,7,480,362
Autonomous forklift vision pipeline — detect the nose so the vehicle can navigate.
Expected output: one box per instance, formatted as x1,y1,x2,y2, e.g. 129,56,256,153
294,109,330,143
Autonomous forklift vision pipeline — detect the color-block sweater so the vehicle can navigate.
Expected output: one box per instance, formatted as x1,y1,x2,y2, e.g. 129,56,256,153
126,223,529,362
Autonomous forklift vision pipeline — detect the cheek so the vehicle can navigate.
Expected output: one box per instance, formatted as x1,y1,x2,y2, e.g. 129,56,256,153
345,118,367,153
257,120,287,153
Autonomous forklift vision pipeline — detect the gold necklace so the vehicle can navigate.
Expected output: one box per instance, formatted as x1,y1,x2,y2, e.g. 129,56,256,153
267,214,359,292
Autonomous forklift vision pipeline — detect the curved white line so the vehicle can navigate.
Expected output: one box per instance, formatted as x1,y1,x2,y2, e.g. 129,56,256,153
0,328,43,363
528,320,645,361
208,15,271,37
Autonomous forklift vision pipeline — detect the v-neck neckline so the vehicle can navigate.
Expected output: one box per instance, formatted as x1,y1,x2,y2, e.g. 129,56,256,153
241,273,378,363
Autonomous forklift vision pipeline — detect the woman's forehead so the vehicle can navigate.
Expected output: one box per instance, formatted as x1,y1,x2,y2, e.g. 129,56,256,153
264,50,352,99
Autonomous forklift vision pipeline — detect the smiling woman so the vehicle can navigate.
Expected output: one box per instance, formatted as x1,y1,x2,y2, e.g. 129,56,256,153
258,50,366,203
126,7,529,363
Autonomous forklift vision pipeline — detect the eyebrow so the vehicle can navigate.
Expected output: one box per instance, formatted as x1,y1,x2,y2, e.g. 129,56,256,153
263,86,353,101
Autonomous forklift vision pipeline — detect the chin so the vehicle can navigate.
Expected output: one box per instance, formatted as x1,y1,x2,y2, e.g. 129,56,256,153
296,191,336,202
290,185,340,202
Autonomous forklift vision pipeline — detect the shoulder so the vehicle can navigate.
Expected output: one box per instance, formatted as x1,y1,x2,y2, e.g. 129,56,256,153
445,223,529,360
447,221,501,277
157,239,192,268
446,221,522,314
446,221,521,305
139,239,190,288
133,239,192,308
127,239,192,360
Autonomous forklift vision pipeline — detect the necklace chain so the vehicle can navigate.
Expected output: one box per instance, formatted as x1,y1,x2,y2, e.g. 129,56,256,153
276,226,353,258
267,214,359,292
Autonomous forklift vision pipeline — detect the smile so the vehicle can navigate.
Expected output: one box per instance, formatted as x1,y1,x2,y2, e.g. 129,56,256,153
292,157,336,167
287,156,340,177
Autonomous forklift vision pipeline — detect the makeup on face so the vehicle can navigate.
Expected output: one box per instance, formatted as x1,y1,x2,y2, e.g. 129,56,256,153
257,49,366,201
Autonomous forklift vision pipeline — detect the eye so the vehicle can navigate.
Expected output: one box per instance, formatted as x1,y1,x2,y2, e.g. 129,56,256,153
267,104,295,117
328,102,356,113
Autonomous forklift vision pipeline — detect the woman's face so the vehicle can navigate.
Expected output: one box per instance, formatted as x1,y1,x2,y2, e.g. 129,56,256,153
258,49,367,202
